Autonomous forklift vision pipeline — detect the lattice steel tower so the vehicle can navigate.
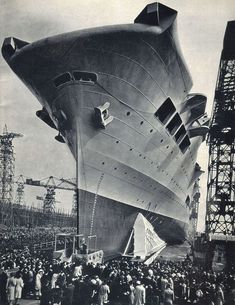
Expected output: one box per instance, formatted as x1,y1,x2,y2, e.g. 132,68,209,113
0,125,23,204
43,176,56,213
206,21,235,236
15,175,25,205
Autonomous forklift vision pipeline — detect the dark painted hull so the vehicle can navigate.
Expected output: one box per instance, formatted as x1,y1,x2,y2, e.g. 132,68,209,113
79,190,187,259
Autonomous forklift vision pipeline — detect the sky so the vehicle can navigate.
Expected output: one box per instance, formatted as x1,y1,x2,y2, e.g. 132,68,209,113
0,0,235,229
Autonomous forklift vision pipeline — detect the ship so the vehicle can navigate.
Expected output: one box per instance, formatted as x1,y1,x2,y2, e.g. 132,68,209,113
2,2,209,259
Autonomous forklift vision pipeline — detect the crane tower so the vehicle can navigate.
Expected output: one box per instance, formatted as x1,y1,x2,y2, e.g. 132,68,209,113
206,21,235,238
0,125,23,204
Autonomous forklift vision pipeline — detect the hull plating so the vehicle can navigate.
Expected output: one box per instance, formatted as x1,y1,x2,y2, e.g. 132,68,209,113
2,3,207,257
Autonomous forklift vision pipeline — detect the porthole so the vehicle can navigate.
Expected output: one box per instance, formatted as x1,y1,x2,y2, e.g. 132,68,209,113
150,129,153,133
102,162,105,165
139,154,142,157
126,111,130,116
160,139,163,143
140,121,144,125
166,146,169,149
130,148,133,151
124,172,127,175
114,167,117,170
116,140,119,144
143,157,146,159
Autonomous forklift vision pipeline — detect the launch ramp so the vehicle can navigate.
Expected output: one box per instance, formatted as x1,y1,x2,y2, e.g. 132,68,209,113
123,213,166,261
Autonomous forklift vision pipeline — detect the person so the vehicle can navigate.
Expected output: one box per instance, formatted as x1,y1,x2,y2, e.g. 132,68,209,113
51,270,59,289
40,272,52,305
163,283,174,305
14,272,24,305
80,239,88,254
195,288,204,305
35,269,44,299
161,275,169,298
98,280,110,305
73,263,82,278
128,281,135,305
7,273,16,305
61,279,75,305
0,268,8,305
215,285,224,305
134,281,146,305
227,282,235,305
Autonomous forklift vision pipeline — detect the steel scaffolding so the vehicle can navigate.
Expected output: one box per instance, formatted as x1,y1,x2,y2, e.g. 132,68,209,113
0,125,23,225
15,175,25,205
206,21,235,236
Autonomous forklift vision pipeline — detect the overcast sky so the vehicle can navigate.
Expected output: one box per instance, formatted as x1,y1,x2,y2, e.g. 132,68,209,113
1,0,235,229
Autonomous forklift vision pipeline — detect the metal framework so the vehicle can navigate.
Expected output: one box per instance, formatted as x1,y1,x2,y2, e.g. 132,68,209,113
206,22,235,236
0,125,23,226
15,175,25,205
190,180,200,235
25,176,76,214
0,125,23,204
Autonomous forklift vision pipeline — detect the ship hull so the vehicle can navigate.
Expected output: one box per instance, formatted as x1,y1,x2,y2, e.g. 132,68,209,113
2,3,208,258
79,189,187,259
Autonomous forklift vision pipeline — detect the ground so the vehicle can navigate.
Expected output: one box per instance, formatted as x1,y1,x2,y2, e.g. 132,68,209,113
158,242,191,261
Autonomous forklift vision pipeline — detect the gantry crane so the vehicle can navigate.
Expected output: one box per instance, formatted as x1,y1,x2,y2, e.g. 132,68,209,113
205,21,235,270
206,21,235,238
22,176,76,213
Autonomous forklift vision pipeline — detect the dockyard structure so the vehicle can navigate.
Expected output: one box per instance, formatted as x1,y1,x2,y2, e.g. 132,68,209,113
188,179,200,239
15,175,25,205
0,125,23,205
0,125,76,228
206,21,235,237
24,176,76,214
0,202,76,228
205,21,235,270
0,125,23,226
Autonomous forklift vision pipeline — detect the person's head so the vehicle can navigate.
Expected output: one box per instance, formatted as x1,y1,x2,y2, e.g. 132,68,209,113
15,271,22,278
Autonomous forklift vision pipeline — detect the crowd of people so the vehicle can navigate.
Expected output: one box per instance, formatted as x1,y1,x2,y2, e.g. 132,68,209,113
0,226,76,256
0,226,235,305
